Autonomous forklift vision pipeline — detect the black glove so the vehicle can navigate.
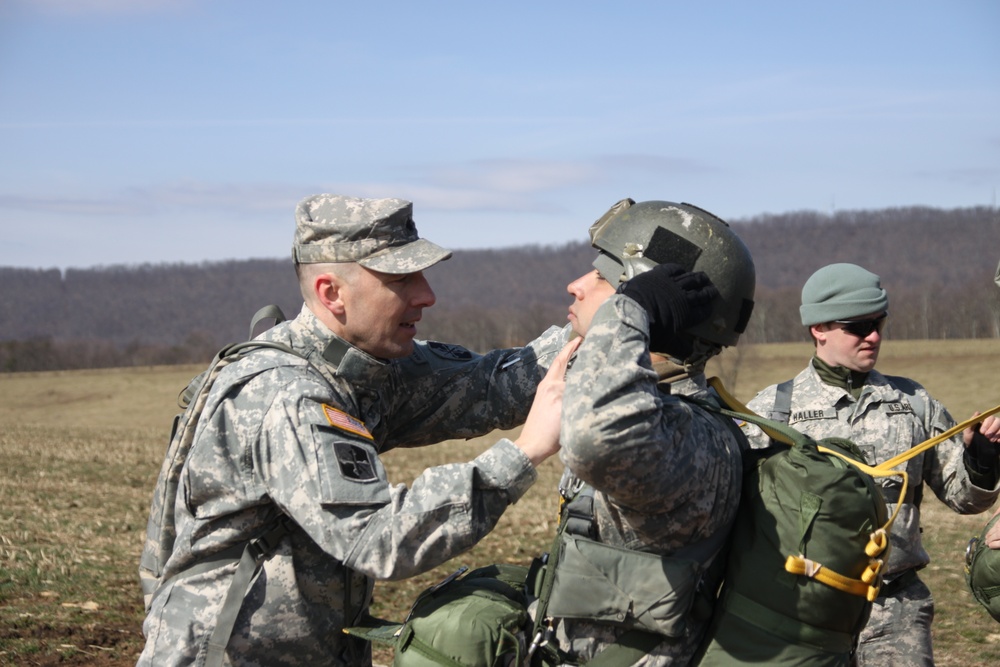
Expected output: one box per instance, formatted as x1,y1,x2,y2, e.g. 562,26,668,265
617,263,719,354
965,427,1000,489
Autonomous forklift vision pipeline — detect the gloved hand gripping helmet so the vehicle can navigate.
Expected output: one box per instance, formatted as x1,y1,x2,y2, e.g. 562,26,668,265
589,198,756,348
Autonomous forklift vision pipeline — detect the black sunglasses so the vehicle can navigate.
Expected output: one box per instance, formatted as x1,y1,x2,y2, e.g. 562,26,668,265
833,314,887,338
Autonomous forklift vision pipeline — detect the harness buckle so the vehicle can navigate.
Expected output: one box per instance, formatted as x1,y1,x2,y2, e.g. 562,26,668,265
247,516,294,565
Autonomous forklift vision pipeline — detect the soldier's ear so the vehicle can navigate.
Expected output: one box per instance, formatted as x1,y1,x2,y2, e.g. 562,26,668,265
315,273,347,317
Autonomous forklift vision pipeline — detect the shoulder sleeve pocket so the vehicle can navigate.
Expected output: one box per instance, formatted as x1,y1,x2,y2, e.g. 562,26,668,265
313,424,392,506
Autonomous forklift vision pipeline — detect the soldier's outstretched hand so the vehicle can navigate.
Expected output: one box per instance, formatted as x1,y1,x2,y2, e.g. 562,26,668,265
986,507,1000,549
976,412,1000,550
514,337,581,466
964,412,1000,456
968,413,1000,444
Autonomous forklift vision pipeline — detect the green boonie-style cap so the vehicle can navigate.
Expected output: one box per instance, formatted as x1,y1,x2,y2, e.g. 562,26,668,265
292,194,452,274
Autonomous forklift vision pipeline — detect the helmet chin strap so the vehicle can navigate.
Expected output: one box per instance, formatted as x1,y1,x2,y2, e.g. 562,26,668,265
675,338,719,374
651,341,714,384
652,356,691,384
649,334,718,370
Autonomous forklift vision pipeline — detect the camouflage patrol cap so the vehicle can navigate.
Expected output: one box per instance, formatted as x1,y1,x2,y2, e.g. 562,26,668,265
292,194,452,274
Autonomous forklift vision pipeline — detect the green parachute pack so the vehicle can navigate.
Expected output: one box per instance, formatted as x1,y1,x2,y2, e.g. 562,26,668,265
695,381,895,666
349,563,533,667
966,510,1000,623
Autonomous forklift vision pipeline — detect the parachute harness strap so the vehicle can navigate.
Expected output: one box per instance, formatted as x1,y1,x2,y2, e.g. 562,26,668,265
874,403,1000,472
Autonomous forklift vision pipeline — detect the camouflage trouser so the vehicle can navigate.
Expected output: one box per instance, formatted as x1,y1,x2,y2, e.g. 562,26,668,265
855,572,934,667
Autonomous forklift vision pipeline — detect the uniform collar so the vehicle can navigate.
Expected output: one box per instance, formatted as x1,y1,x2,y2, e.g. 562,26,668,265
290,305,393,390
811,355,869,399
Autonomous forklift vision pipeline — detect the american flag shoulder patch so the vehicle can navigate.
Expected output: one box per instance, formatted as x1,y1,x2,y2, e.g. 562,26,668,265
322,404,373,440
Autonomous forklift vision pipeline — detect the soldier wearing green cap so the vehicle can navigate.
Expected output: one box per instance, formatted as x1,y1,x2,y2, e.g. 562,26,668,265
741,262,1000,666
138,194,577,666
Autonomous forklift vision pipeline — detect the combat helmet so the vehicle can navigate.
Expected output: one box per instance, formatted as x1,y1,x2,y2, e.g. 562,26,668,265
965,512,1000,623
589,198,755,349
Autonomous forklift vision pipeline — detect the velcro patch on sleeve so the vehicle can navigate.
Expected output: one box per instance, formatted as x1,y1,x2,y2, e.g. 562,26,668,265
333,441,380,483
322,404,373,441
426,341,473,361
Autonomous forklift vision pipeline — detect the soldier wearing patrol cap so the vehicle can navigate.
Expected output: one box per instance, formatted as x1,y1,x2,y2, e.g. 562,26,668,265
742,262,1000,666
138,194,576,666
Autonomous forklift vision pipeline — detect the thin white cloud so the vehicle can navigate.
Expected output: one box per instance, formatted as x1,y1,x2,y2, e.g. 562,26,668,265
0,183,302,219
319,182,559,214
913,168,1000,187
427,159,601,194
411,155,718,198
131,182,303,213
0,153,721,222
0,194,143,216
600,154,718,174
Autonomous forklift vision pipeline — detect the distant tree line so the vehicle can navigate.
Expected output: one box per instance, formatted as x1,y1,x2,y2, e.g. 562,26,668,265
735,206,1000,343
1,206,997,372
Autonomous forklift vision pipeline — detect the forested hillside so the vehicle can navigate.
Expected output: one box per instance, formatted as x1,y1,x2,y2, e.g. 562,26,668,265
1,206,998,371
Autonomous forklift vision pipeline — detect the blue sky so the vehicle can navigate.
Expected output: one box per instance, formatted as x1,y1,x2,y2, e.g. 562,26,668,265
1,1,998,270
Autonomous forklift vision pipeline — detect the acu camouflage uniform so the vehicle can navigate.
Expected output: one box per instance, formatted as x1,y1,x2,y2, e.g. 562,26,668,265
138,304,567,667
743,361,1000,666
553,295,744,666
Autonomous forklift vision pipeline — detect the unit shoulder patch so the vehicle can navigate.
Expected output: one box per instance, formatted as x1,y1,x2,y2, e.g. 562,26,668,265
333,441,379,482
322,404,373,440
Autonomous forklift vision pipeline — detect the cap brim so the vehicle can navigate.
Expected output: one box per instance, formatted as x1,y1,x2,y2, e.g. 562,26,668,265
358,238,452,274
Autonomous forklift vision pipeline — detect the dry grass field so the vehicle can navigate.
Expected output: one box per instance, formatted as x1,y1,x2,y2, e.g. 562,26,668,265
1,339,999,665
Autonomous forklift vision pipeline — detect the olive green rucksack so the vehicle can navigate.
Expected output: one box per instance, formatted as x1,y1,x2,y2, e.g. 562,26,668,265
139,306,306,667
695,392,893,667
966,511,1000,623
346,563,532,667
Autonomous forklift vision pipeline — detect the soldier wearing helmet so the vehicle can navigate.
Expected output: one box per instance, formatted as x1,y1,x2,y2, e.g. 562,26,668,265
539,198,755,665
